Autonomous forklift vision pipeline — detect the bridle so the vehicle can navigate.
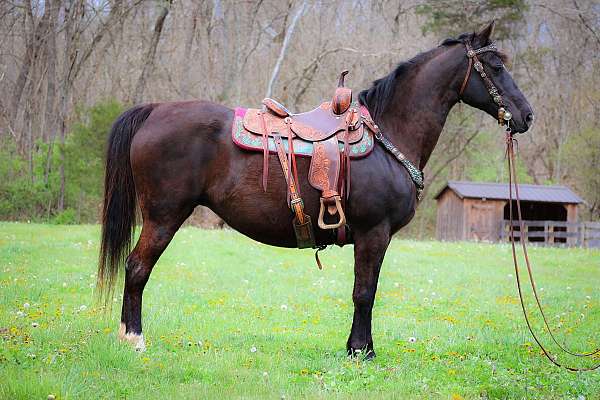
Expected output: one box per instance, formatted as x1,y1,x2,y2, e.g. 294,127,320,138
458,41,513,127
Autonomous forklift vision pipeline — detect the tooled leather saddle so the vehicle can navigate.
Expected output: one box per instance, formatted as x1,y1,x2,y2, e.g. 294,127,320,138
232,70,376,249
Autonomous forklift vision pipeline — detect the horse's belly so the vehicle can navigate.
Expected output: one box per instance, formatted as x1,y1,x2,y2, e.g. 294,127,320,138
205,153,337,248
210,198,300,248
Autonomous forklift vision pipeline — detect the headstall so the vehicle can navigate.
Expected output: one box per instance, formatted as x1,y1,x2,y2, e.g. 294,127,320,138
458,41,512,127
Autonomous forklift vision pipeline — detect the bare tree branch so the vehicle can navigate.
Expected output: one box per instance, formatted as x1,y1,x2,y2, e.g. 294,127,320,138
265,0,307,99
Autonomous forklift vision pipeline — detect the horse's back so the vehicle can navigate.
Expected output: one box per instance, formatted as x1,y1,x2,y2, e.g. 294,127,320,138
133,100,232,144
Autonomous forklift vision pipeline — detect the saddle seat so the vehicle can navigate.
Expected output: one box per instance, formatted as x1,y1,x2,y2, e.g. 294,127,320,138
260,70,355,142
261,101,358,143
231,70,376,249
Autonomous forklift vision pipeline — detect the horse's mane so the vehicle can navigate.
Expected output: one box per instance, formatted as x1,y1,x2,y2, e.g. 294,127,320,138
359,33,483,121
357,51,438,122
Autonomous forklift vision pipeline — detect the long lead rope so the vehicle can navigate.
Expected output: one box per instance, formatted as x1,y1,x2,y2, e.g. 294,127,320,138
506,131,600,371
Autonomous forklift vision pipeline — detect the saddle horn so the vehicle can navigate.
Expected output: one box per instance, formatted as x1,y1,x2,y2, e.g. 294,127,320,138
332,70,352,115
338,70,349,87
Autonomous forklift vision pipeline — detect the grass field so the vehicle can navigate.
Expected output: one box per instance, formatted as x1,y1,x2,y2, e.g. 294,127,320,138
1,223,599,399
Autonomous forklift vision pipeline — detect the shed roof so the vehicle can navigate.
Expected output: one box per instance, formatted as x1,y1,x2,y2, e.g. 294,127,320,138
434,181,583,204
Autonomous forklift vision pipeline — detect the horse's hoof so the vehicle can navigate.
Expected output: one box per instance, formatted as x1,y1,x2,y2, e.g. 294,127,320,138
347,347,375,360
118,322,147,352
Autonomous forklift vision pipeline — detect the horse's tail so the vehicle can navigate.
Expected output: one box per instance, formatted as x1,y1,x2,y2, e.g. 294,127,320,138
97,104,154,300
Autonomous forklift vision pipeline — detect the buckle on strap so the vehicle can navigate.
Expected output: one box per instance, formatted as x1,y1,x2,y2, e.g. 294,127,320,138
290,197,304,208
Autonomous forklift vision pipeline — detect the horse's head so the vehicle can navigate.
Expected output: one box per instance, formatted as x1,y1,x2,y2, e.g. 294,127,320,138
454,21,534,133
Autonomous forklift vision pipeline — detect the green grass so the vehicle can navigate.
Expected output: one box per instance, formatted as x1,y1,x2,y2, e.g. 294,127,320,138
1,223,599,399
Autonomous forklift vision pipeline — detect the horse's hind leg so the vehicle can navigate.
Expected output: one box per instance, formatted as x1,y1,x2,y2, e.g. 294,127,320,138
119,207,192,351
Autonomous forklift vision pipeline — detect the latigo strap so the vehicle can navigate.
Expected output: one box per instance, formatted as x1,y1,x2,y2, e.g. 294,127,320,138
273,135,315,249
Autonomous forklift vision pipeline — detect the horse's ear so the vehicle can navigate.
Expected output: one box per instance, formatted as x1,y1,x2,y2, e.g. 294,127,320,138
474,20,496,46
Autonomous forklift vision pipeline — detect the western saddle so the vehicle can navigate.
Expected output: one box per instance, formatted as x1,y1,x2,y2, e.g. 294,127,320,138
232,70,376,250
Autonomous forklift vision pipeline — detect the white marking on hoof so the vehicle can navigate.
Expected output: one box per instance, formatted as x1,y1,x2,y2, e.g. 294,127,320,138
118,322,126,340
118,322,146,352
132,334,146,352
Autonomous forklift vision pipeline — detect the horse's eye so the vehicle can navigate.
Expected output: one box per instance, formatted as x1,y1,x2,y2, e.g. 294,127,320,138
494,64,504,72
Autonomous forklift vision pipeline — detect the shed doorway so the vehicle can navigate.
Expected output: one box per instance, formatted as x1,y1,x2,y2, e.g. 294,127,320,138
503,201,568,243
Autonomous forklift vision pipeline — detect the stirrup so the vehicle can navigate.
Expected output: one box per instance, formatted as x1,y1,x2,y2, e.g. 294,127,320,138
317,196,345,230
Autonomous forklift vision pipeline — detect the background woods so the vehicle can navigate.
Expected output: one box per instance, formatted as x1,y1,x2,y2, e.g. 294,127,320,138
0,0,598,235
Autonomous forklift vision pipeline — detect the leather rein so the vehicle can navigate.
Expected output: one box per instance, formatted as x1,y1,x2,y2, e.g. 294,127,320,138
506,134,600,372
462,40,600,371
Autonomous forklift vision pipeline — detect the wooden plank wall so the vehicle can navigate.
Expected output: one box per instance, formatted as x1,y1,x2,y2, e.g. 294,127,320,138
436,190,464,241
463,199,505,242
565,204,579,246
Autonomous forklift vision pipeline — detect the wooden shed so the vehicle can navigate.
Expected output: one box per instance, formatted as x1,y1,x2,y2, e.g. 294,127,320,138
434,181,583,244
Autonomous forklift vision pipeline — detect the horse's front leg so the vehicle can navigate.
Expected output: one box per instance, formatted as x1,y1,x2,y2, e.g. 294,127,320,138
347,224,390,359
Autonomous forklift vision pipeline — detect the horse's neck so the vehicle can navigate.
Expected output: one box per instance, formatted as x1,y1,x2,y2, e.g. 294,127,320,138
379,50,461,170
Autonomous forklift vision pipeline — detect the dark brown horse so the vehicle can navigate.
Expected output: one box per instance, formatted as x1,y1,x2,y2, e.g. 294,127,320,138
98,22,533,356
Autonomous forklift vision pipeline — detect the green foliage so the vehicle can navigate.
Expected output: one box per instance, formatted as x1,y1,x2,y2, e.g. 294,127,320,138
464,133,532,184
563,126,600,219
63,99,124,222
0,99,124,223
416,0,528,39
0,139,58,221
50,208,78,225
1,224,598,399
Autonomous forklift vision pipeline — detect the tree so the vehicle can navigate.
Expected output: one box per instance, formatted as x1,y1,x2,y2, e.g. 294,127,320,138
416,0,528,39
133,0,173,104
563,127,600,220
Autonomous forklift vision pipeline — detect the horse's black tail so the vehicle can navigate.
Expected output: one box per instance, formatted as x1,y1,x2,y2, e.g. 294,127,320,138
97,104,154,301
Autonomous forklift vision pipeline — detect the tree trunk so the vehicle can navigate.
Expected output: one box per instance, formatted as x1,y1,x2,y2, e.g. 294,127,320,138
133,1,172,104
11,5,36,124
56,0,79,212
43,0,59,186
180,5,199,97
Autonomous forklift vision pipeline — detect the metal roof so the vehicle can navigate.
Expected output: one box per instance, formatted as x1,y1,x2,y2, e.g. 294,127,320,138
434,181,583,204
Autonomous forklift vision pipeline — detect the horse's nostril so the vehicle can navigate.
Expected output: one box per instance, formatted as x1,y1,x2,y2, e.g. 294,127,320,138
525,113,535,125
